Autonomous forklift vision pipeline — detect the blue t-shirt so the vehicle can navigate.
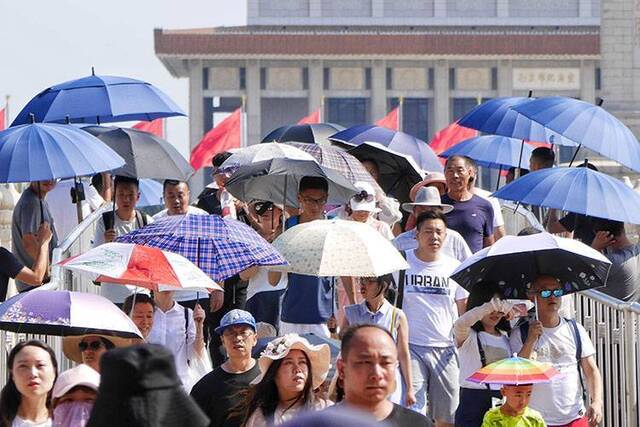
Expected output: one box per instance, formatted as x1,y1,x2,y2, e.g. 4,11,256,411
441,194,493,254
281,216,333,324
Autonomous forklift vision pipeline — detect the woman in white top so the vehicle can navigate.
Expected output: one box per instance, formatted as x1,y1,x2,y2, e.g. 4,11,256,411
453,283,515,427
0,340,58,427
340,274,414,407
240,334,332,426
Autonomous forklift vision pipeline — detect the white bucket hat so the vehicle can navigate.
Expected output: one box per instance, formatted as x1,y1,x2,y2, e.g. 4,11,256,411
52,363,101,399
252,334,331,389
401,186,454,214
349,181,380,213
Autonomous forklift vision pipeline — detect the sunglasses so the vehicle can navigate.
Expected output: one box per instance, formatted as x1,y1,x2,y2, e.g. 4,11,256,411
78,341,104,352
352,191,374,203
538,289,565,299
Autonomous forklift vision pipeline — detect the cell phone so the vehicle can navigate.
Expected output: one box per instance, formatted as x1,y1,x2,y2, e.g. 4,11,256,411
506,299,534,318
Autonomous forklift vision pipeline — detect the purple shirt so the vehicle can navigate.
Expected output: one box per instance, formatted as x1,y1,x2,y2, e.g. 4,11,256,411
441,194,494,253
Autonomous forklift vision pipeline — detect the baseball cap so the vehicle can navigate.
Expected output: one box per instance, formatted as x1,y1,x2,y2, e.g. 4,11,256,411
52,364,100,399
214,309,257,335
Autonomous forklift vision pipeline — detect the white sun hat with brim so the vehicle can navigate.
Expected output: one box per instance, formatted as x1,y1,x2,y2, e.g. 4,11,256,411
349,181,380,213
401,186,454,214
52,363,101,399
252,334,331,389
63,334,133,364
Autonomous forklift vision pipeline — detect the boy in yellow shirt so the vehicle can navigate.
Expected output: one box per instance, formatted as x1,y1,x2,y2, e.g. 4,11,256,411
482,384,546,427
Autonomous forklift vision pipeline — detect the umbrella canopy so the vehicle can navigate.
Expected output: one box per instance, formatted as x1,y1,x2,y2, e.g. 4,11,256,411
347,141,423,203
0,290,142,338
0,123,125,182
492,165,640,224
440,135,535,169
328,125,443,172
467,355,561,385
457,97,576,146
83,126,193,181
12,73,185,126
225,158,358,208
450,232,611,299
116,214,287,282
283,142,383,194
138,179,163,207
271,219,409,277
221,143,316,170
58,243,222,292
261,123,345,147
512,97,640,172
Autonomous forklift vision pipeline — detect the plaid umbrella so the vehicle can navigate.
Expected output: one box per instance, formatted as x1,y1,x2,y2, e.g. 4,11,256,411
283,141,383,195
116,215,287,281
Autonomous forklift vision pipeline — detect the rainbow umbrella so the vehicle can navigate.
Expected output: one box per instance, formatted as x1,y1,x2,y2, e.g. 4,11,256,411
467,355,561,385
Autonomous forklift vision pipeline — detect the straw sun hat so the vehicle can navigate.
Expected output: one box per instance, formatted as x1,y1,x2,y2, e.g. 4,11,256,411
62,334,133,364
252,334,331,389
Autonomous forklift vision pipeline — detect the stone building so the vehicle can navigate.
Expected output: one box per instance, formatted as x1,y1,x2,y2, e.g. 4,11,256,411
154,0,640,192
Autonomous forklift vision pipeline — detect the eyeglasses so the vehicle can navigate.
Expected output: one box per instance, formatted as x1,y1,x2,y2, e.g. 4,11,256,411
352,191,374,203
301,196,327,206
538,289,565,299
78,341,104,352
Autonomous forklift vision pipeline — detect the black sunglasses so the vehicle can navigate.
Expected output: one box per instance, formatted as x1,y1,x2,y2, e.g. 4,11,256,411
78,340,104,352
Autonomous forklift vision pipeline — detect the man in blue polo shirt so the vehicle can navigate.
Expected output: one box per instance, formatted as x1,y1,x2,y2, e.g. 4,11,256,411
268,176,333,337
441,155,494,253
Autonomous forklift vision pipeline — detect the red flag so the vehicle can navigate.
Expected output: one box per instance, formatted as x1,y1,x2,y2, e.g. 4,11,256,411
297,109,321,125
429,121,478,155
375,107,399,131
132,119,164,138
190,108,242,171
0,108,5,131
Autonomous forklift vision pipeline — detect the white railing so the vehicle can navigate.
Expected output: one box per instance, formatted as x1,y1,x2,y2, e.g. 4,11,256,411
0,204,108,384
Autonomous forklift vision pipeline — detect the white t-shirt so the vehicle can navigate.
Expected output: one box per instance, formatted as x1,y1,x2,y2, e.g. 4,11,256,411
93,212,152,304
152,205,209,220
458,329,511,390
12,416,52,427
510,318,595,425
246,266,287,301
47,179,104,240
392,228,472,262
474,187,505,229
397,251,468,347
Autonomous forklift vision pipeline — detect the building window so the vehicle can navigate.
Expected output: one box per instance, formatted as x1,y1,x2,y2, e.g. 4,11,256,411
260,68,267,90
323,68,330,90
386,68,393,90
595,67,601,91
202,67,209,90
449,68,456,90
491,67,498,90
327,98,369,128
452,97,491,120
365,67,372,90
302,67,309,90
239,68,246,90
428,68,434,90
390,97,429,141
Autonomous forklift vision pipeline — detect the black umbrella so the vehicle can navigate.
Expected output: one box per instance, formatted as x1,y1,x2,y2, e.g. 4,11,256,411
83,126,193,181
261,123,345,147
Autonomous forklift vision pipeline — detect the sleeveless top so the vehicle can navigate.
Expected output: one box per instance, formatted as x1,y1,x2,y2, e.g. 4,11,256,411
344,300,400,341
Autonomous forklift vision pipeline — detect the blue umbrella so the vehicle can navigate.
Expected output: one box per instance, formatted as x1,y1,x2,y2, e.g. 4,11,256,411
137,179,163,207
116,214,287,281
328,125,443,172
12,72,185,125
492,164,640,224
0,122,124,182
440,135,535,169
457,97,576,147
512,97,640,172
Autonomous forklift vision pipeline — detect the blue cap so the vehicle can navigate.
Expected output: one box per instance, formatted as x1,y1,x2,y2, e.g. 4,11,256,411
214,309,257,335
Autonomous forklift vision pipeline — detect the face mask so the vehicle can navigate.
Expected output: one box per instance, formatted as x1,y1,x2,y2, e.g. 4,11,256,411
53,400,94,427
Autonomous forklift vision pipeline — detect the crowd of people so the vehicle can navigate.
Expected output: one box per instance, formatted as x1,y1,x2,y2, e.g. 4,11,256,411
0,143,638,427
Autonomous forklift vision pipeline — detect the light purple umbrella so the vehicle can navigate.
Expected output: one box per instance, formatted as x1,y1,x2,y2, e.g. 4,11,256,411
0,290,142,339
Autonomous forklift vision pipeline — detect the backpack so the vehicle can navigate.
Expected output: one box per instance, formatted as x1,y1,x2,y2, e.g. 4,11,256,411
389,250,407,309
518,318,587,404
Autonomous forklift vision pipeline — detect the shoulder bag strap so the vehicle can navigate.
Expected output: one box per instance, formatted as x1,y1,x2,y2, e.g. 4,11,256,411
566,318,587,405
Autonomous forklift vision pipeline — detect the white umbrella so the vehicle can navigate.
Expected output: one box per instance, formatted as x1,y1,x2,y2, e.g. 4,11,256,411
222,142,316,169
271,219,409,277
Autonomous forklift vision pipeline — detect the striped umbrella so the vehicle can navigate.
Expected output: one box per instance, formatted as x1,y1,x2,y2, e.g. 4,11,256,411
467,355,561,385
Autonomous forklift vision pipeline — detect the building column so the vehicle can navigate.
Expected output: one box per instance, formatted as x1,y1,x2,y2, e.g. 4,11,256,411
497,0,509,17
245,60,261,146
188,59,205,194
579,0,592,17
372,0,384,17
433,60,450,134
308,60,324,117
580,60,596,104
434,0,447,17
497,60,513,97
371,60,387,122
309,0,321,17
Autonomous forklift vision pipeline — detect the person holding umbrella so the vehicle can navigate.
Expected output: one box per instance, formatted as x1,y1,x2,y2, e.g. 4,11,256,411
62,335,127,373
510,276,603,426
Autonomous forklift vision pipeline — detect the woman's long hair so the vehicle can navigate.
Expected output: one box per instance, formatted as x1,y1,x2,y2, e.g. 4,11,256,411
0,340,59,427
237,351,315,426
466,282,511,334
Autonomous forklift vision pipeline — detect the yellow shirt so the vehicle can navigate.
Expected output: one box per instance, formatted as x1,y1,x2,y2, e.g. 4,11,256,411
481,406,546,427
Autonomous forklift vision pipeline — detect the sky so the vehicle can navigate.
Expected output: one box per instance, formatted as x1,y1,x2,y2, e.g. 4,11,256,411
0,0,246,157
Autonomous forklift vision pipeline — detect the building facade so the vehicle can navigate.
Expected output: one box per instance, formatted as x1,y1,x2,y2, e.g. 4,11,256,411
155,0,640,192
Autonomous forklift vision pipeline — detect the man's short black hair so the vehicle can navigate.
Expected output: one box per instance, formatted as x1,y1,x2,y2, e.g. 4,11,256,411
531,147,555,168
163,179,188,192
212,152,233,168
299,176,328,193
416,210,447,231
341,324,394,359
591,216,625,237
445,155,476,171
122,293,155,315
114,175,140,189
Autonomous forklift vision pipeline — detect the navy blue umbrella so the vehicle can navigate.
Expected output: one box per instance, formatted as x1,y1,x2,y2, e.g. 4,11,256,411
440,135,535,169
492,164,640,224
457,97,576,147
261,123,345,147
12,72,185,125
329,125,443,172
512,97,640,172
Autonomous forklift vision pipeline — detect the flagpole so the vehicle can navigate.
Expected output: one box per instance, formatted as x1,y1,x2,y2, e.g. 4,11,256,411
398,96,404,132
5,94,10,126
320,96,325,123
241,96,247,148
163,118,168,140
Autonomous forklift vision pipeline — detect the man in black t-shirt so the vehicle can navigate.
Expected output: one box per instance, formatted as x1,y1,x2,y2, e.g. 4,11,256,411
337,325,433,427
191,310,259,427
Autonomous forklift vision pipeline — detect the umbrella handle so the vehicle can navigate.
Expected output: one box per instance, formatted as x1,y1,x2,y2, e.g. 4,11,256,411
37,182,44,224
129,290,138,318
568,144,582,168
282,175,287,233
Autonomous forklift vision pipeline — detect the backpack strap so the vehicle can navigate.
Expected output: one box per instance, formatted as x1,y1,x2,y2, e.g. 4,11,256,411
135,210,148,228
183,305,191,366
566,317,587,405
519,320,529,345
475,332,491,390
390,307,398,338
395,250,407,309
